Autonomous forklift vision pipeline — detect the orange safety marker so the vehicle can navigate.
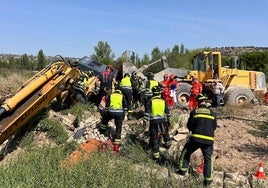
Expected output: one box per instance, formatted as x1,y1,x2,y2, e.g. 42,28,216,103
255,162,266,179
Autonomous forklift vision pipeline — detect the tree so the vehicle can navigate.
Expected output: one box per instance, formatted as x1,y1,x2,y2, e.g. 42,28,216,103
239,51,267,71
151,47,162,62
20,54,31,69
91,41,115,65
37,50,47,70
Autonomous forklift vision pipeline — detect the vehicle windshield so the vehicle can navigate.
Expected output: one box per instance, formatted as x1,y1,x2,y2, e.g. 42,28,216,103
192,54,206,71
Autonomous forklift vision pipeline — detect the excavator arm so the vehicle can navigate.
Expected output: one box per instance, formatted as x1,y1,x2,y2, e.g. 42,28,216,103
0,58,82,145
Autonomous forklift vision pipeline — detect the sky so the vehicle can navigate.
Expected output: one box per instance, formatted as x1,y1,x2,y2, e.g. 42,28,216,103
1,0,268,59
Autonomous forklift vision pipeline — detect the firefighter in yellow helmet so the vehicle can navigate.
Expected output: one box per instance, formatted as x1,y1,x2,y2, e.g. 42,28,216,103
98,85,127,153
177,94,217,186
144,85,171,162
120,73,133,120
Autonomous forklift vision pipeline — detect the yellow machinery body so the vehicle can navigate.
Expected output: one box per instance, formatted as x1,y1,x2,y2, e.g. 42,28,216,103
0,60,83,145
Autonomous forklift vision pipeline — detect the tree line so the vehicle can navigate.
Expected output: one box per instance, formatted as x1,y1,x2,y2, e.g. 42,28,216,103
1,41,268,80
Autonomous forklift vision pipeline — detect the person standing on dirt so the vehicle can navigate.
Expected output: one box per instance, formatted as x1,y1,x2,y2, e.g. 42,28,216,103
213,79,224,108
189,76,203,110
144,85,171,161
120,73,134,120
98,85,127,154
177,94,217,187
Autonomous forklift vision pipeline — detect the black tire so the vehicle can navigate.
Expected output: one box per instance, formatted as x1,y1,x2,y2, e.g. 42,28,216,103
176,82,191,109
225,87,255,105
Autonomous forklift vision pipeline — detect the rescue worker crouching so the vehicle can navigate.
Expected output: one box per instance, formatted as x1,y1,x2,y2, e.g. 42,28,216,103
120,73,134,120
177,94,217,187
144,86,171,162
98,85,127,153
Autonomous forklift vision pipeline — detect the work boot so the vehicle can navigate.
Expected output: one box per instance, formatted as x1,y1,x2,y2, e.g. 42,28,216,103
113,144,120,154
164,141,171,149
203,180,212,187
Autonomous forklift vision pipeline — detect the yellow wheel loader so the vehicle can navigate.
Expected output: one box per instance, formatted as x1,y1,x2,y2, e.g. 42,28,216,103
121,51,267,109
174,51,267,108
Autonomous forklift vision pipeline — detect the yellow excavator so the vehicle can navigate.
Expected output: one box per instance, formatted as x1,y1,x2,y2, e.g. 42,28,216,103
0,56,98,145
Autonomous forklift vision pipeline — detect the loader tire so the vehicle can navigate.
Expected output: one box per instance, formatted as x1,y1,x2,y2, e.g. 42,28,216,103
225,87,255,105
176,82,191,109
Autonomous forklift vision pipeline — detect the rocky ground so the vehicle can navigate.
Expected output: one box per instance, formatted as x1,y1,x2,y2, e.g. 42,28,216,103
0,103,267,187
71,104,268,175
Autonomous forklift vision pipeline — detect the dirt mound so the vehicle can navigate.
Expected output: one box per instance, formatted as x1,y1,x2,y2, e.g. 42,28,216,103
213,105,268,173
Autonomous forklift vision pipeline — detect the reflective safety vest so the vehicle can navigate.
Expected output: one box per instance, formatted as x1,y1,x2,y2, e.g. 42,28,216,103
109,90,123,113
120,76,132,89
149,80,159,91
151,96,165,119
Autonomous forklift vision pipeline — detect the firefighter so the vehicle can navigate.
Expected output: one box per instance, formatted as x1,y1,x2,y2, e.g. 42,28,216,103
120,73,133,120
78,70,93,87
98,65,117,104
177,94,217,187
130,71,141,108
144,86,171,161
144,72,162,111
98,85,127,153
189,76,203,110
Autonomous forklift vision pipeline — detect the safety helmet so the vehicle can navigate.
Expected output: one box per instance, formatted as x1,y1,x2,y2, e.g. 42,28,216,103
124,73,130,78
196,94,208,103
152,86,161,95
146,72,154,79
169,74,175,80
131,71,137,77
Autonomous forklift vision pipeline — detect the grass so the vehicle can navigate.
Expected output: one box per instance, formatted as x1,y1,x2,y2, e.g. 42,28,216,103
0,100,203,187
0,138,202,188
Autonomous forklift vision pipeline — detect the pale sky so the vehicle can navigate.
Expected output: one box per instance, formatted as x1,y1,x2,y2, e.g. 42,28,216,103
1,0,267,58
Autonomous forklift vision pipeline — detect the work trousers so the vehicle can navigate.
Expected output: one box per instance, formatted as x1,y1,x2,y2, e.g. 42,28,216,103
149,121,171,154
100,112,124,142
121,88,133,112
189,96,198,110
178,140,213,182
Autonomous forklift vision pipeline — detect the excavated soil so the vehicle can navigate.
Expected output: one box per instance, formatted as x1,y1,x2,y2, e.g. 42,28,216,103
212,105,268,174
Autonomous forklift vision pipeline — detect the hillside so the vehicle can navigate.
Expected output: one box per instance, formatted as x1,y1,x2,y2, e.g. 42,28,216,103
1,46,268,61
